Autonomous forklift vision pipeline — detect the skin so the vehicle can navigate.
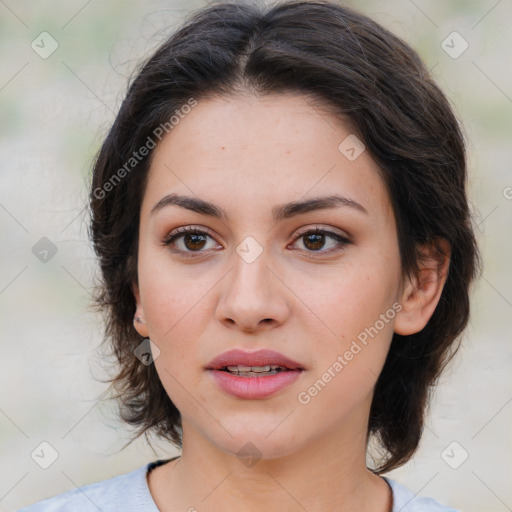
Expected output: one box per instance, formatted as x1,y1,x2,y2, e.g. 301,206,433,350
132,93,450,512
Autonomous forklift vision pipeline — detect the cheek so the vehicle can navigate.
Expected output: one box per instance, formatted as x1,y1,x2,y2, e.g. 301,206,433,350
137,257,211,398
291,257,399,401
138,244,212,338
293,256,400,346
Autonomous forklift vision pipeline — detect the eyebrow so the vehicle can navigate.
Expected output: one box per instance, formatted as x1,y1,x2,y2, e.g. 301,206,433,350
150,193,368,221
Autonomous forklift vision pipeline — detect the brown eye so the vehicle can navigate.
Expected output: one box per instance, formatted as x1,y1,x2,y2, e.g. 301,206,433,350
293,227,351,255
162,226,218,256
181,232,208,251
303,232,326,251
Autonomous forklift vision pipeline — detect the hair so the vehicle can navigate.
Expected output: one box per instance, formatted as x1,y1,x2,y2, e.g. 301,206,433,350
88,0,480,473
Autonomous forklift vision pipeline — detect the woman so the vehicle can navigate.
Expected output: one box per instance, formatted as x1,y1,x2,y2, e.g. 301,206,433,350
20,1,479,510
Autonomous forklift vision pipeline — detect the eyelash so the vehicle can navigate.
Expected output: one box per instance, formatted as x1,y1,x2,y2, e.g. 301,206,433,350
161,225,351,258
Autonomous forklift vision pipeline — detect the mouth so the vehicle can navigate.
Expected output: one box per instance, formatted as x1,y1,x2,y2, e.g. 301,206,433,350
216,364,295,377
205,349,305,399
205,348,304,373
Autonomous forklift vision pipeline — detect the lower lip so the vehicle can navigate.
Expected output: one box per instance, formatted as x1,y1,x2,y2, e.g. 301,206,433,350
208,369,303,399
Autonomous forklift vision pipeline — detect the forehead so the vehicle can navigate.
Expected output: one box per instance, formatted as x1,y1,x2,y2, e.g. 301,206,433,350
142,93,393,223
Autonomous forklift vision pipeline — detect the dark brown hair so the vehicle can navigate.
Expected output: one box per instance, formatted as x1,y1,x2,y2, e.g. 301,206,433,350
88,0,480,473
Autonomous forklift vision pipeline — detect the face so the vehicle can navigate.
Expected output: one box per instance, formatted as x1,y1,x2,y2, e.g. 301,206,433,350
133,93,405,460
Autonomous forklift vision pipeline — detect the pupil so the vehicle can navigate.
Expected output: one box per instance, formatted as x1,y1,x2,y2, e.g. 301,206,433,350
185,233,206,250
304,233,324,251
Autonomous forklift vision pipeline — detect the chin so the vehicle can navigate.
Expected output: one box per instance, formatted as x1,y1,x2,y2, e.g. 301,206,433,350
212,423,304,462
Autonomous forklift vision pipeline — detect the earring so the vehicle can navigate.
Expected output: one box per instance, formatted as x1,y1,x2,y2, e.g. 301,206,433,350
134,316,145,324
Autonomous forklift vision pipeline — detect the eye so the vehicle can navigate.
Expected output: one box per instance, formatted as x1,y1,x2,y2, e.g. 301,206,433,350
161,225,351,258
291,226,351,255
161,226,220,256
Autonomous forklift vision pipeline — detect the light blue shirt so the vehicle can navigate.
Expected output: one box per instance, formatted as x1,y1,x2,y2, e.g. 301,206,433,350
18,458,460,511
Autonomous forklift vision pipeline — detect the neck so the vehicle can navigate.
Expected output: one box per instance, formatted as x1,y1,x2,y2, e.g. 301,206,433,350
152,421,392,512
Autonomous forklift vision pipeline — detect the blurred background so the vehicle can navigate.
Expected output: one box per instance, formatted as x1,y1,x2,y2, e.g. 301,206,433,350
0,0,510,510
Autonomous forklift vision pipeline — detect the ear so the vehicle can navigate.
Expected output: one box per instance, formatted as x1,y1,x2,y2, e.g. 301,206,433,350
394,239,450,336
132,281,149,338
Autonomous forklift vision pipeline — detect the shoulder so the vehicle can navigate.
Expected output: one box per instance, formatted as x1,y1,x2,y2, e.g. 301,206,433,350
17,462,160,512
384,477,461,512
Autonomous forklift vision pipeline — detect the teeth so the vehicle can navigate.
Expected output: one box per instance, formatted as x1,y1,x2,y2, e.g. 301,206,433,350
225,364,286,373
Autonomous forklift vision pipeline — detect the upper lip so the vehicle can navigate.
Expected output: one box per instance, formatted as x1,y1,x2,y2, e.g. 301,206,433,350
205,349,304,370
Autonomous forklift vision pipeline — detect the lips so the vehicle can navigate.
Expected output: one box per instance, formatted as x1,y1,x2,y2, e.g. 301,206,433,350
205,349,304,371
205,349,305,399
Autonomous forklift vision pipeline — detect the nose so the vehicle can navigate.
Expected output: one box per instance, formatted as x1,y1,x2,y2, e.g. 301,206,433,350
215,246,290,333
